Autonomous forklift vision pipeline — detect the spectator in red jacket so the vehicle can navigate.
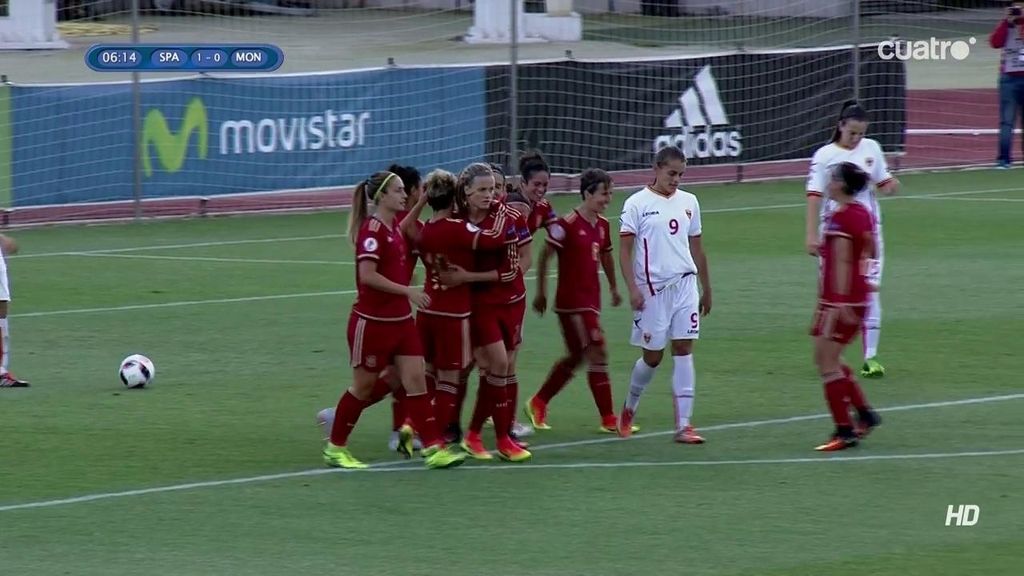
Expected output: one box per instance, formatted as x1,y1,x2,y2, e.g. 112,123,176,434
990,2,1024,168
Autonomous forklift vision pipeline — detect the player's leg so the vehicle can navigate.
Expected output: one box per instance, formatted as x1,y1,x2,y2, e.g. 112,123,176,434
527,312,586,430
620,292,669,437
861,230,885,378
578,314,619,433
501,300,534,442
0,256,28,388
393,345,466,469
323,316,391,468
316,367,395,440
431,316,472,444
811,306,877,451
667,281,704,444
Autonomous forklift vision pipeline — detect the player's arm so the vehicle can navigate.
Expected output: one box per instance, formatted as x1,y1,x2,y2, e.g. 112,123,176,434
0,234,19,256
871,142,900,196
533,243,555,315
689,234,712,316
599,221,621,306
805,154,827,255
516,215,533,274
828,233,853,304
618,201,644,309
399,193,428,243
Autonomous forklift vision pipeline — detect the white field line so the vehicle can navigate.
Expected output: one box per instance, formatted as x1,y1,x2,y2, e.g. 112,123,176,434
8,274,552,319
73,253,349,266
1,392,1021,513
905,197,1024,203
8,233,347,260
9,186,1022,262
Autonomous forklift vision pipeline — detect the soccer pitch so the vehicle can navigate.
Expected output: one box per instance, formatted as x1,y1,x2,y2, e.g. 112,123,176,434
1,169,1022,575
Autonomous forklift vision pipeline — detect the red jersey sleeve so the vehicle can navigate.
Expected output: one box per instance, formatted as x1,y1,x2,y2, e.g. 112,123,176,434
546,218,568,251
599,217,613,253
515,213,532,247
355,221,384,263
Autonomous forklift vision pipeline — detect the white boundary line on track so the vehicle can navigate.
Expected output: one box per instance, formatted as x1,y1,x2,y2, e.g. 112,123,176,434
905,197,1024,203
9,186,1022,262
1,392,1021,513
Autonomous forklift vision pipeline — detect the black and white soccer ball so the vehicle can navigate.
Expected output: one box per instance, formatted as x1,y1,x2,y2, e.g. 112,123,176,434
119,354,155,389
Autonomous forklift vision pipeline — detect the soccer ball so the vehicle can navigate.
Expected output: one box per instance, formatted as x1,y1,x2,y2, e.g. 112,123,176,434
119,354,155,388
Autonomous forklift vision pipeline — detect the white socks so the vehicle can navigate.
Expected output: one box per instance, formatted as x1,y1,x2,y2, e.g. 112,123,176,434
864,291,882,360
672,354,695,430
624,358,656,412
0,318,9,374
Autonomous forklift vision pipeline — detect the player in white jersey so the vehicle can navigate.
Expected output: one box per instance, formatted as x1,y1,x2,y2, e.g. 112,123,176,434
0,233,29,388
805,101,900,378
617,146,712,443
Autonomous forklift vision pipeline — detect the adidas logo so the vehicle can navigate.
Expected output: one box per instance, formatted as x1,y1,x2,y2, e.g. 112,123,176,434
654,64,743,159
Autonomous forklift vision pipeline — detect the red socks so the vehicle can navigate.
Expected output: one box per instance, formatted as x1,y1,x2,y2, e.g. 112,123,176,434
587,363,615,419
434,378,460,432
536,357,577,404
403,391,441,448
468,373,493,434
329,391,366,446
823,376,852,428
488,374,512,440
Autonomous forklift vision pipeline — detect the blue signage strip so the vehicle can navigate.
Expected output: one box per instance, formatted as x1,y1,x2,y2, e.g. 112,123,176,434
9,67,487,207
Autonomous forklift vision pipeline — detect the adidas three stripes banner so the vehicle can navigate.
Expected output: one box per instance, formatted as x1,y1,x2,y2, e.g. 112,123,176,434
484,44,905,173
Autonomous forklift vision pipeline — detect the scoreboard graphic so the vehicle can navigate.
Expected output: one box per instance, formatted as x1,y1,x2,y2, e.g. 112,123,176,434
86,44,284,72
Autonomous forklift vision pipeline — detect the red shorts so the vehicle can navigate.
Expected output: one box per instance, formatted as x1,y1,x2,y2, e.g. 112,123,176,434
810,304,866,345
557,310,605,356
417,312,473,371
347,314,421,370
471,298,526,351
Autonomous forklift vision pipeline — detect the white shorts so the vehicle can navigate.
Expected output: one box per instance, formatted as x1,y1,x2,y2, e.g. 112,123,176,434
0,251,9,302
630,274,699,351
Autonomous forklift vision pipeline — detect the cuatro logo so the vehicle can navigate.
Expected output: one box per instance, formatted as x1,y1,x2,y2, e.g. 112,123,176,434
141,97,209,177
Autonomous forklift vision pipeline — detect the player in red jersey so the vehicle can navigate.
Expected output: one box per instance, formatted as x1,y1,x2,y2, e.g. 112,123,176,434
316,163,428,453
811,162,882,452
505,150,557,235
496,151,556,437
526,168,627,431
440,162,532,462
416,168,513,444
322,170,465,470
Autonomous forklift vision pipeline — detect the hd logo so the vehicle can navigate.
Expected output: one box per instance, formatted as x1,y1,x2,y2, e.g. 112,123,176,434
654,64,742,159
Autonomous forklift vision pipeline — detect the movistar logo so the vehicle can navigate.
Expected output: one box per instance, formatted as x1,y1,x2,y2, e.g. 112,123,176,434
141,97,208,177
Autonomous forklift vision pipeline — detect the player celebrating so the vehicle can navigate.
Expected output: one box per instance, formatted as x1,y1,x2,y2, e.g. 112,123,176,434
316,163,427,453
499,151,556,438
805,101,899,378
322,170,465,470
415,168,513,447
811,162,882,451
617,146,712,443
441,162,532,462
0,233,29,388
526,168,625,431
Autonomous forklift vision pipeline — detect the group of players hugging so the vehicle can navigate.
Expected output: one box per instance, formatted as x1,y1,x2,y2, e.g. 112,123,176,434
315,99,900,469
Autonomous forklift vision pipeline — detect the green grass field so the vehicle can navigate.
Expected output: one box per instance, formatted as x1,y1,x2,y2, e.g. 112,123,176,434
1,169,1022,575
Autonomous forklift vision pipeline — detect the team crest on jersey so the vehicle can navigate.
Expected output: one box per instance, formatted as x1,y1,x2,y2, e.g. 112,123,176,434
362,237,378,252
549,222,566,241
865,157,875,167
685,209,692,219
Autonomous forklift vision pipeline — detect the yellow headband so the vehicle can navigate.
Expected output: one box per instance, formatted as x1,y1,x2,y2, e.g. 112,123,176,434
373,172,397,201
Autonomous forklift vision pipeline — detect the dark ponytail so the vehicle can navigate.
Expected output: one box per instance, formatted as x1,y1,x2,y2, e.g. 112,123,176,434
834,161,869,196
518,150,550,183
830,100,868,143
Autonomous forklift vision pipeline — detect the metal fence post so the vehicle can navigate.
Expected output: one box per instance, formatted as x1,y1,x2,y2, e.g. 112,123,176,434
509,0,519,171
852,0,860,101
131,0,142,220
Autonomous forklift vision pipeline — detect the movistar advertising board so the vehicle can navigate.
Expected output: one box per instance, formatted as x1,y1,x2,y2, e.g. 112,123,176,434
9,68,486,206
